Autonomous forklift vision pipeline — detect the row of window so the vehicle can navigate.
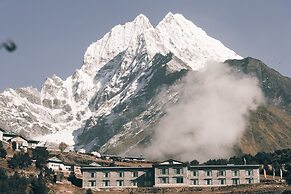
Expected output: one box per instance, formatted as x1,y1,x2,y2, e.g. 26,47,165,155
160,168,183,175
159,169,253,177
88,180,152,187
89,180,134,187
159,177,254,185
90,171,139,178
159,177,184,184
201,170,253,177
191,178,254,185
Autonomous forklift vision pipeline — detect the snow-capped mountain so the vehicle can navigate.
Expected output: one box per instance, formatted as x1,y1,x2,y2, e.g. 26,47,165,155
0,13,241,152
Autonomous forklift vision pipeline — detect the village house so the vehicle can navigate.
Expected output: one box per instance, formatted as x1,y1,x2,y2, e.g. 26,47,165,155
0,128,4,142
0,127,41,154
7,135,28,151
47,156,72,171
2,130,18,142
81,159,260,190
153,159,260,187
27,140,40,149
81,166,154,189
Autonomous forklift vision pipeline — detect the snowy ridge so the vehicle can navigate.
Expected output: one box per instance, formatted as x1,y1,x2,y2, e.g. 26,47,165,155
0,13,241,148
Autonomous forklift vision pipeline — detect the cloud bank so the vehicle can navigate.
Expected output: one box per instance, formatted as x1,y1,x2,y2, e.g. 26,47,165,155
145,62,265,162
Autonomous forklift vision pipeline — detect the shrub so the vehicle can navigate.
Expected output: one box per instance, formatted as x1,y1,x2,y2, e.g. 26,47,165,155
30,175,48,194
0,147,7,158
32,147,49,168
9,152,31,169
86,189,93,194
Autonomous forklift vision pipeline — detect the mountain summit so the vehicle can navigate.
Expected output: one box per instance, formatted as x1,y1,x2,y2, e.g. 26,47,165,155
3,13,288,159
83,13,241,75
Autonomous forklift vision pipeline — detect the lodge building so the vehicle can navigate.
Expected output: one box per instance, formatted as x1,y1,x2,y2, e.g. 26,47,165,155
81,159,260,189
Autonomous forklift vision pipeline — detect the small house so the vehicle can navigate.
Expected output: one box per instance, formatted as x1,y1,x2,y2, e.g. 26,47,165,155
47,156,73,172
8,135,28,151
2,130,18,142
27,140,40,149
0,128,4,141
47,156,66,171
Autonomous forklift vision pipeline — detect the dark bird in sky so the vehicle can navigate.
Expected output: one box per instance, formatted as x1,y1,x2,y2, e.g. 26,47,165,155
0,40,17,52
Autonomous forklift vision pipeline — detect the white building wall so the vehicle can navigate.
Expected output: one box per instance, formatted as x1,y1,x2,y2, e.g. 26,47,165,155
0,131,3,141
47,162,66,171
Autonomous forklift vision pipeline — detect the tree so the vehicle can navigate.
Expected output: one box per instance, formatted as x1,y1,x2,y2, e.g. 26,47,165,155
43,167,54,183
0,142,7,158
32,147,49,168
190,159,199,165
68,172,82,187
86,189,93,194
204,159,228,165
11,141,17,150
9,152,31,169
30,175,48,194
0,167,8,180
58,142,68,152
6,172,28,193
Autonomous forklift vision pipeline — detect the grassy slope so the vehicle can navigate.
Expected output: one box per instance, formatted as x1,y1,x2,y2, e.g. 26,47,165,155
240,105,291,155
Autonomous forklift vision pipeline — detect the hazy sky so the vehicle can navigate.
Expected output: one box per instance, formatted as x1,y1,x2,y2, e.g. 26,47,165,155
0,0,290,91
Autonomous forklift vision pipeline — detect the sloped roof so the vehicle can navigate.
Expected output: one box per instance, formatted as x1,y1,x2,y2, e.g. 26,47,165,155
48,156,63,163
3,130,17,136
156,159,185,166
27,139,40,143
89,162,101,167
8,135,28,142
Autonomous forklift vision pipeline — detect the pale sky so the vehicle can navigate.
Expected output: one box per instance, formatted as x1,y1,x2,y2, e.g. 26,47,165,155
0,0,290,91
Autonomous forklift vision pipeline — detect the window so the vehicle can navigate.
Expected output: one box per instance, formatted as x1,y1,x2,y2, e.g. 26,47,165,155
160,177,169,184
218,170,226,177
175,168,183,174
132,171,138,177
103,172,110,178
232,170,240,176
205,170,212,176
90,172,95,178
192,179,199,185
160,168,169,175
232,178,240,185
246,170,253,176
192,170,198,177
117,180,124,186
130,180,137,186
246,178,253,184
175,177,184,183
205,179,212,185
118,171,124,178
219,179,226,185
89,180,96,187
102,180,110,187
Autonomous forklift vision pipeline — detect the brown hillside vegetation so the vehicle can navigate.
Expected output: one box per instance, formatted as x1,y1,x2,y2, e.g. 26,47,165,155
240,105,291,155
49,182,291,194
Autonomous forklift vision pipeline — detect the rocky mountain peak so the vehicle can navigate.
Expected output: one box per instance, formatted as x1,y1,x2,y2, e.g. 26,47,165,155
0,13,244,151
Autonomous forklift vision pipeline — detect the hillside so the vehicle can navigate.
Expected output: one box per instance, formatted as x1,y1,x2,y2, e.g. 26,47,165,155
226,58,291,155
